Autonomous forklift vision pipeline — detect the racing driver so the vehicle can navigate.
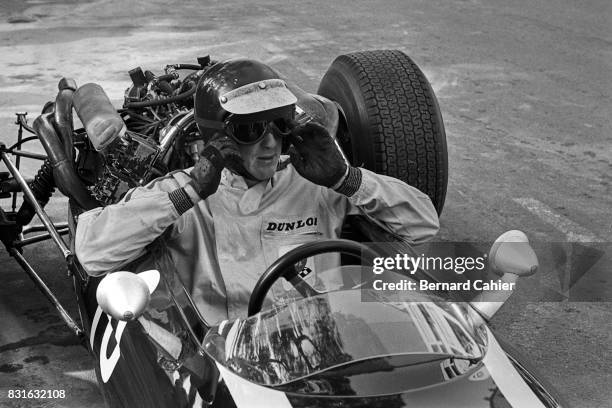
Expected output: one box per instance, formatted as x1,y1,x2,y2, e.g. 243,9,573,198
75,58,440,325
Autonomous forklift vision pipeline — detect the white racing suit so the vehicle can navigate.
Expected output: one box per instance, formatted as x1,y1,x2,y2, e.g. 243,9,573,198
75,164,439,325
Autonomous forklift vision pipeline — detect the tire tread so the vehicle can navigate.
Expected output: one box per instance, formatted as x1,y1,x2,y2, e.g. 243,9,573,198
318,50,447,213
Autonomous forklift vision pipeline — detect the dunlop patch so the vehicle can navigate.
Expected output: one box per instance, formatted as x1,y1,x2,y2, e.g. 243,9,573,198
263,215,319,235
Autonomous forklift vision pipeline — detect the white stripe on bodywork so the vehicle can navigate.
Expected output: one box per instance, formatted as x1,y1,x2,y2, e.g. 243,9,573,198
90,307,103,350
100,318,127,383
483,328,546,408
216,363,292,408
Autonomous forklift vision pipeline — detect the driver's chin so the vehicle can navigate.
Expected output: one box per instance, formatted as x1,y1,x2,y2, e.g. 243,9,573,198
247,160,278,181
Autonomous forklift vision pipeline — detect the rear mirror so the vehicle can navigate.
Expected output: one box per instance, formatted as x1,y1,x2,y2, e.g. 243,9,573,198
96,270,160,321
470,231,538,320
489,230,538,277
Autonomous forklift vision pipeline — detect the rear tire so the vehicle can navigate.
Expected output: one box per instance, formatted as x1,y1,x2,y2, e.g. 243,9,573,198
317,50,448,214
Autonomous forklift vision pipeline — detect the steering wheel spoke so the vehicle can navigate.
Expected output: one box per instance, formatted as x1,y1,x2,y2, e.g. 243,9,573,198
284,273,321,298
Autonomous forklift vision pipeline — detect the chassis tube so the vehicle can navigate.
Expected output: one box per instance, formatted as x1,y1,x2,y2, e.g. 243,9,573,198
10,150,47,160
15,228,70,248
22,222,69,235
0,149,71,259
8,247,83,337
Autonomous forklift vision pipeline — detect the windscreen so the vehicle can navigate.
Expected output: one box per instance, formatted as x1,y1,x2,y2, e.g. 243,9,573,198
203,290,484,386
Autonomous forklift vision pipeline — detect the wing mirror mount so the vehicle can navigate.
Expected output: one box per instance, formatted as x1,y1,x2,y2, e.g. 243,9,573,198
96,270,160,321
469,230,538,320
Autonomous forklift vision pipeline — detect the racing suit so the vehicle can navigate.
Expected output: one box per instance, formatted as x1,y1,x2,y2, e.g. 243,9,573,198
75,163,439,325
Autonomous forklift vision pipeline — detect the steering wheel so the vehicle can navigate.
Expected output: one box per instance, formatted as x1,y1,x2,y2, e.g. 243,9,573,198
247,239,379,316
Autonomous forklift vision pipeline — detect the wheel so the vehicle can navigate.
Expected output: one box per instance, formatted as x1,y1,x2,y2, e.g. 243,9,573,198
318,50,448,214
247,239,379,316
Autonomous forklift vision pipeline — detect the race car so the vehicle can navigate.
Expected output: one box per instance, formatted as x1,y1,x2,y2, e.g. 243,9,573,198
0,50,567,407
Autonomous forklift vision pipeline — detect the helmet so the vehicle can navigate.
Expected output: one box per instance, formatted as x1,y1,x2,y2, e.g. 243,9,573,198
194,58,297,142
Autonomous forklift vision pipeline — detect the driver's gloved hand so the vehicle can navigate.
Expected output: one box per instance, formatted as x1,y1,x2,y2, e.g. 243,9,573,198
190,134,242,199
289,121,362,196
170,135,242,215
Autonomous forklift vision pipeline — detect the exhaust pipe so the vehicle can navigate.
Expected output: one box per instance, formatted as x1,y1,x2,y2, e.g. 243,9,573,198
33,113,99,210
16,78,97,225
53,78,77,163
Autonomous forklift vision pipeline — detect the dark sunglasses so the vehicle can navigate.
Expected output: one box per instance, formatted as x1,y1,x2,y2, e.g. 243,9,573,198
224,118,292,145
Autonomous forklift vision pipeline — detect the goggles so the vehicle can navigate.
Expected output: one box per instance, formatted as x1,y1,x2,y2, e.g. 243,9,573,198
224,117,292,145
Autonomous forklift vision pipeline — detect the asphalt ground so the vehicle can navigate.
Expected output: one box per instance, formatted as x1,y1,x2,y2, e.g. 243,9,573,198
0,0,610,407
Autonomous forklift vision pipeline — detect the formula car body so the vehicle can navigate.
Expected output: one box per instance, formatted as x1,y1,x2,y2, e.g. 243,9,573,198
205,289,556,408
0,51,566,407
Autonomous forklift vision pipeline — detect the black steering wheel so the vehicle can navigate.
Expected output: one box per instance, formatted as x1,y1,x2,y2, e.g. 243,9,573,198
247,239,380,316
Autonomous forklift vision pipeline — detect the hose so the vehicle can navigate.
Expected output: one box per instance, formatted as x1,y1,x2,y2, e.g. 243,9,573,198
156,80,174,96
123,80,197,109
169,64,202,71
154,72,179,83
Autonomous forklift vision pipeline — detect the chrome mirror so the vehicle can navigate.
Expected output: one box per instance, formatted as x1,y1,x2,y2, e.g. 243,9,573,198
470,230,538,320
96,270,160,321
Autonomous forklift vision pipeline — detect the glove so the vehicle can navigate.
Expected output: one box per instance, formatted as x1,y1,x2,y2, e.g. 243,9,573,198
190,134,242,199
289,121,363,196
288,121,348,188
289,121,362,196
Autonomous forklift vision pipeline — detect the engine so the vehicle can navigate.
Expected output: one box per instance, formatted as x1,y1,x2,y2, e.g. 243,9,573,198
73,57,213,206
